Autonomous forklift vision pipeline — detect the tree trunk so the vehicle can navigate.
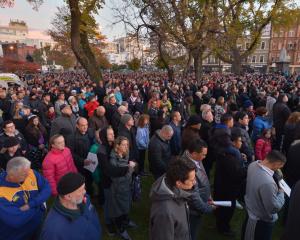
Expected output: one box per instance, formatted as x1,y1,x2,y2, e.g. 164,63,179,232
231,48,242,75
192,50,203,84
183,51,192,78
68,0,102,83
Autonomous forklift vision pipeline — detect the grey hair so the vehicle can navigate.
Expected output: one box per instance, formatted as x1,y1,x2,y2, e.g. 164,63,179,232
200,104,211,113
6,157,31,173
161,125,174,134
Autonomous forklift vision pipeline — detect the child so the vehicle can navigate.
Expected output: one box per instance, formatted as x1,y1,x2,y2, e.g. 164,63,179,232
255,128,272,160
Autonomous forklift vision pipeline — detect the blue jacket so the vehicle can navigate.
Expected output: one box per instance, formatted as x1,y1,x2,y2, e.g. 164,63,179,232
40,195,101,240
0,169,51,240
169,121,182,155
251,116,272,142
136,126,150,150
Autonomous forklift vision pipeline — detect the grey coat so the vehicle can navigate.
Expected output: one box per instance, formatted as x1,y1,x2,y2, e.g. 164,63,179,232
149,176,191,240
50,114,77,150
107,150,132,218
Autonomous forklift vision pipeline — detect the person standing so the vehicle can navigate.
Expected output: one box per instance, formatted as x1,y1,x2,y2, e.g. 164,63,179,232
40,172,102,240
0,157,51,240
149,158,196,240
169,111,182,156
242,150,286,240
182,139,215,240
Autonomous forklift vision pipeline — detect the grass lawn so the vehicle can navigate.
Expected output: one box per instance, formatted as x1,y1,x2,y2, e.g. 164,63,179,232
100,171,285,240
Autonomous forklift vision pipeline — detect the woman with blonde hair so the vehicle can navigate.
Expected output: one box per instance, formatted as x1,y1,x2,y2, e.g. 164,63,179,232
107,136,137,239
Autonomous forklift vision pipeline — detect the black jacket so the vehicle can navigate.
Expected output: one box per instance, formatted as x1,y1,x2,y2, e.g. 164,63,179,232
284,140,300,188
117,124,139,161
149,176,191,240
281,180,300,240
72,129,94,171
148,130,171,177
273,102,291,135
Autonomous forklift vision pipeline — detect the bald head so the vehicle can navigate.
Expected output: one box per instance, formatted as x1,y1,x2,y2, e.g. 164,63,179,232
77,117,88,134
96,106,106,116
118,105,127,115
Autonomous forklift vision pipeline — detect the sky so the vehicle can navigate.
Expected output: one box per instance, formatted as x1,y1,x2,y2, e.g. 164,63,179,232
0,0,125,41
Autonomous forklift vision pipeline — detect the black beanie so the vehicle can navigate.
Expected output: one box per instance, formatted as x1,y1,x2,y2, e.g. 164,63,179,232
57,172,85,195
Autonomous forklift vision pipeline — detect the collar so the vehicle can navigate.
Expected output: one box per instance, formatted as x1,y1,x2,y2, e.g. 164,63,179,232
184,151,201,169
257,160,274,176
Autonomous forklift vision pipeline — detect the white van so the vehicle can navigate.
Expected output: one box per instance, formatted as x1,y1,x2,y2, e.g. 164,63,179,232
0,73,26,89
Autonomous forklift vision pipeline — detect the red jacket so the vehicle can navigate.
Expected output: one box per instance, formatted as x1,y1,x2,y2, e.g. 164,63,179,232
42,147,78,195
255,138,272,161
84,101,99,117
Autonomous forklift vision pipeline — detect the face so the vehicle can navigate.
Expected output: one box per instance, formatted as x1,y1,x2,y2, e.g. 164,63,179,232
7,144,19,154
283,95,288,103
117,140,129,155
97,107,105,116
204,111,214,122
175,112,181,122
176,170,196,190
59,94,65,100
127,117,134,127
44,95,51,102
110,96,116,105
270,162,285,171
152,101,157,108
227,118,234,128
163,130,173,140
66,184,86,205
107,128,115,142
77,119,88,134
233,137,242,149
192,147,208,161
265,131,271,139
239,115,249,126
48,106,55,113
0,88,6,98
52,136,65,150
62,106,72,116
4,123,16,134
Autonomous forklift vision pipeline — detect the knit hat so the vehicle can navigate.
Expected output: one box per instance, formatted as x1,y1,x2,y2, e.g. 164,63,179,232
187,115,202,126
243,100,253,109
120,113,133,125
60,104,70,111
4,137,19,148
57,173,85,196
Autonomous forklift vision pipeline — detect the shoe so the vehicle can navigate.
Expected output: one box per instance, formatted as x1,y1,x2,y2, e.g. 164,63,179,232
106,224,116,237
119,230,132,240
126,220,138,229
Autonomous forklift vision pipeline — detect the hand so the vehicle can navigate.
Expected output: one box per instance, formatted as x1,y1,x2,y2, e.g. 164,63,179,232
84,159,93,166
128,161,136,168
20,204,30,211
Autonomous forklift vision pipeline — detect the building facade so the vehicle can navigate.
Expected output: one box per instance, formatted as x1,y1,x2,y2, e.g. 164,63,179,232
269,24,300,73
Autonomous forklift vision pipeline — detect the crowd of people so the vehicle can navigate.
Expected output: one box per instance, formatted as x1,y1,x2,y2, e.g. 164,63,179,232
1,70,300,240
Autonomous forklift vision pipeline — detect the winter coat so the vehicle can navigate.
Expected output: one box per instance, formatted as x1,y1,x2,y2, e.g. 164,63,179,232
266,96,276,123
273,102,291,136
209,124,231,157
148,130,172,178
40,195,101,240
84,101,100,117
88,113,108,131
136,126,150,150
255,138,272,160
232,123,254,162
281,180,300,240
72,129,94,172
169,121,182,155
149,175,191,240
251,116,271,142
118,124,139,161
50,114,77,150
284,140,300,187
282,123,297,154
111,111,121,134
214,146,247,200
107,150,133,218
181,152,213,216
0,169,51,240
42,147,78,195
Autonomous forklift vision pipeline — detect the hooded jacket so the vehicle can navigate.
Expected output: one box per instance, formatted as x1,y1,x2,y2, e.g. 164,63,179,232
40,195,101,240
0,169,51,240
149,176,191,240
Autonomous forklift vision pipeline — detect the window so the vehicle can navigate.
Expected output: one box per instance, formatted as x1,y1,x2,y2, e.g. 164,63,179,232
288,42,294,49
289,31,295,37
261,41,265,50
279,31,284,37
252,55,256,63
259,56,264,63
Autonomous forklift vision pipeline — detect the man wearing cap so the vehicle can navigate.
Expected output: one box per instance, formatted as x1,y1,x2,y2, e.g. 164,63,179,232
40,172,102,240
0,157,51,240
118,113,139,162
0,136,23,170
50,104,76,150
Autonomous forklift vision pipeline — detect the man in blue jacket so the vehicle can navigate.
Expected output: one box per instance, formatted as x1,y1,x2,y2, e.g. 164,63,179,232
40,172,102,240
0,157,51,240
